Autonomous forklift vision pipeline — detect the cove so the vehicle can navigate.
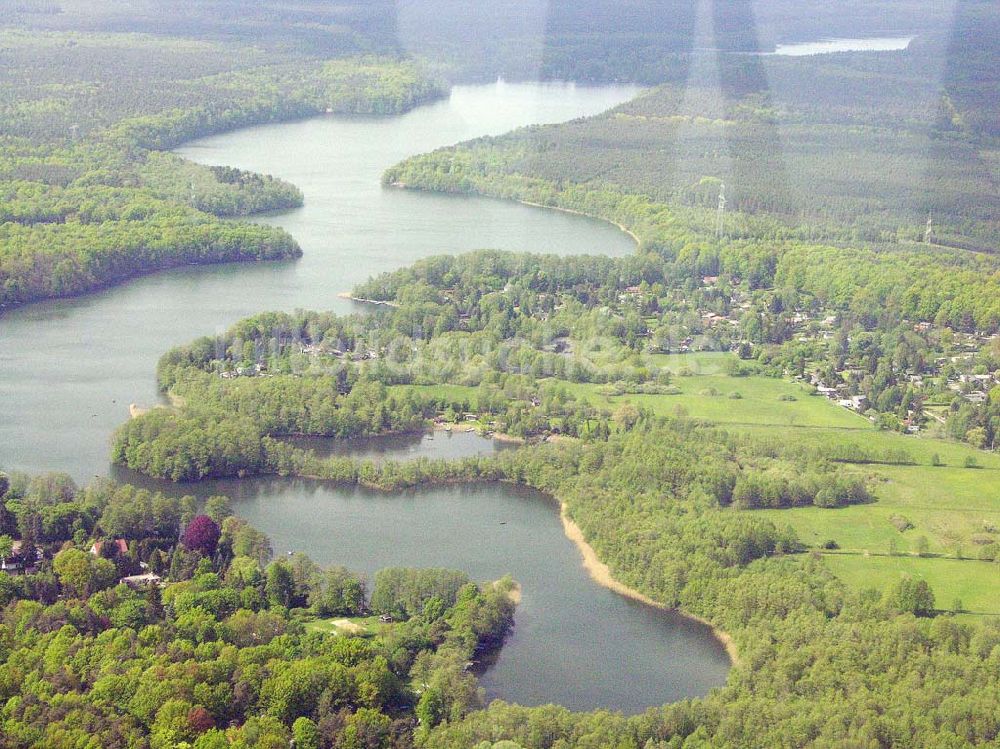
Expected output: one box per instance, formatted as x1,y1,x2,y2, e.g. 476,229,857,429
0,82,639,482
281,428,519,463
112,465,732,714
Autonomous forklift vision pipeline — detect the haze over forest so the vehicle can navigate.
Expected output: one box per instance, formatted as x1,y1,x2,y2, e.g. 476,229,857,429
0,2,998,748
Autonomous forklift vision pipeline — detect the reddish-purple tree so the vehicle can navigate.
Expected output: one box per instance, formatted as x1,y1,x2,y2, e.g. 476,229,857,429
180,514,221,557
187,706,216,733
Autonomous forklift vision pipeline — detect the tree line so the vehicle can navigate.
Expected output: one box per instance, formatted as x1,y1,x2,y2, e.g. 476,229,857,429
0,470,515,748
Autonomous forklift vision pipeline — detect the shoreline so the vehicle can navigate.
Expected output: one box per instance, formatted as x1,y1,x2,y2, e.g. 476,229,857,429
432,421,525,443
336,291,400,307
559,504,739,666
493,579,523,605
517,200,641,247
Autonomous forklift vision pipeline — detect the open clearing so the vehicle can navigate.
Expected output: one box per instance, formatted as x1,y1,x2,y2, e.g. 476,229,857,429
303,615,380,636
401,352,999,614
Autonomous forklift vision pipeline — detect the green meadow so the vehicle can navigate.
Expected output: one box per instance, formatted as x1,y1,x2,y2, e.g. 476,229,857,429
400,352,999,615
572,381,867,430
302,615,381,636
637,354,1000,614
823,555,1000,616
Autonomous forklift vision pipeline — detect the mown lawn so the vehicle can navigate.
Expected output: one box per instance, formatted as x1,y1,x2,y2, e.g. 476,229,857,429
822,554,1000,616
302,615,381,636
392,383,480,408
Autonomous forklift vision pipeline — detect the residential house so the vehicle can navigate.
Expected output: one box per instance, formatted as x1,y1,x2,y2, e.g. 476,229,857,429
90,539,128,556
120,572,163,590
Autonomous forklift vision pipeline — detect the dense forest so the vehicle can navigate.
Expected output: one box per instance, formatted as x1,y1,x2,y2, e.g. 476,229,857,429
3,0,993,309
0,471,516,748
4,1,1000,746
385,0,999,255
5,0,958,83
0,29,441,309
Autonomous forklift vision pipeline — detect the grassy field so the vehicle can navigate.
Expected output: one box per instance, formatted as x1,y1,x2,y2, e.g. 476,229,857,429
592,352,869,428
303,615,381,636
394,383,481,408
572,380,867,429
756,464,1000,556
646,352,734,374
634,354,1000,615
398,353,999,614
823,555,1000,616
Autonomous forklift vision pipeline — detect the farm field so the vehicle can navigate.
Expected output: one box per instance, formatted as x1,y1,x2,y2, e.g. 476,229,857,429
401,352,999,615
823,555,1000,617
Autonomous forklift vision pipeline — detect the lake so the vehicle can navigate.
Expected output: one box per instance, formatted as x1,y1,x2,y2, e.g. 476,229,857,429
0,82,639,481
113,461,732,713
1,81,733,711
772,35,914,56
281,428,518,462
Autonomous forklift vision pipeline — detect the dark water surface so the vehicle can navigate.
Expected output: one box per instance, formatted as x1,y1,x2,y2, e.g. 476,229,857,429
114,461,732,713
0,82,639,481
4,81,731,712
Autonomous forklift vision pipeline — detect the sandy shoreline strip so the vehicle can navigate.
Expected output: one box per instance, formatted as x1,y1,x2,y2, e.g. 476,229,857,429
493,579,523,605
518,200,641,247
336,291,400,307
559,505,739,666
432,422,525,443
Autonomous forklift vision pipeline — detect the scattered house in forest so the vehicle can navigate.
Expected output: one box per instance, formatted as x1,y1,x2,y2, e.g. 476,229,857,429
120,572,163,590
1,541,44,574
378,614,394,623
90,539,128,556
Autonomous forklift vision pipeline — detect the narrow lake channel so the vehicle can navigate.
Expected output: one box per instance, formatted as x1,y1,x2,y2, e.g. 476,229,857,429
2,82,734,712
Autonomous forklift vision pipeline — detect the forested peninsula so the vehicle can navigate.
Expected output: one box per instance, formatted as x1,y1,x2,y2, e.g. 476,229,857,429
3,1,1000,747
105,245,1000,746
0,33,441,310
0,471,516,747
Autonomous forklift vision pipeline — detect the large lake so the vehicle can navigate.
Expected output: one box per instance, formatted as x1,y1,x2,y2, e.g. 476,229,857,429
114,460,732,713
0,82,733,712
0,83,638,481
